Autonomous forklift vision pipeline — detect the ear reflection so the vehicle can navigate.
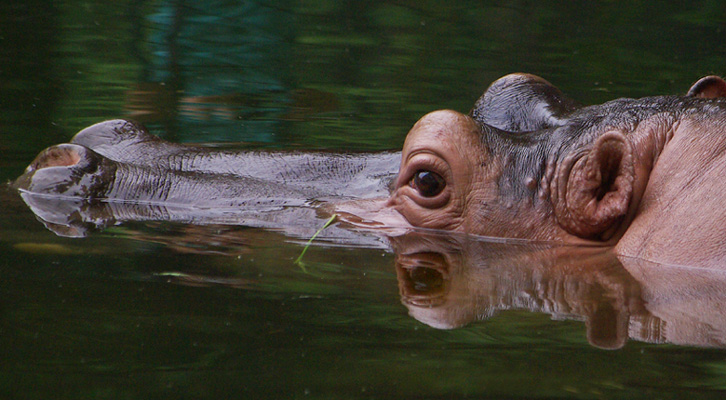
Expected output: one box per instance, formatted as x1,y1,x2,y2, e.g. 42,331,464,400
390,231,726,349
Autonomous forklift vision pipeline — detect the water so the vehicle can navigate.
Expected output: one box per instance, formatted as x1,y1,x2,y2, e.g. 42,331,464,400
3,1,726,398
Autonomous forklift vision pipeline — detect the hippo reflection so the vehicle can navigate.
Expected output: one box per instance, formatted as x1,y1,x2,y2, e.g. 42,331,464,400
13,73,726,267
391,231,726,349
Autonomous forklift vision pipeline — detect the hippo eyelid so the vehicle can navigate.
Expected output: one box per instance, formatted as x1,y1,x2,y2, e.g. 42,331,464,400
401,153,450,185
404,150,449,172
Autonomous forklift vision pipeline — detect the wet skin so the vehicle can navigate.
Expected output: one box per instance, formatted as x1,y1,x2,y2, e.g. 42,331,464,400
13,73,726,267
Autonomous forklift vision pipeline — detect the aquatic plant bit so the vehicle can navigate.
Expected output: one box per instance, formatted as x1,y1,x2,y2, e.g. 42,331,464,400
295,214,337,270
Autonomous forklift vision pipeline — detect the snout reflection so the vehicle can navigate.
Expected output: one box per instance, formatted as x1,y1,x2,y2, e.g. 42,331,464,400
390,232,726,350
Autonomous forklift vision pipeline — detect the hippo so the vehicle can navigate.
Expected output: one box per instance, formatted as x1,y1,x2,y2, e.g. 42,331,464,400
13,73,726,267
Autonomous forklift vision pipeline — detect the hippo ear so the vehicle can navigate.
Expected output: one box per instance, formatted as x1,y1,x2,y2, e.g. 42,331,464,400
585,301,629,350
553,132,635,240
686,76,726,98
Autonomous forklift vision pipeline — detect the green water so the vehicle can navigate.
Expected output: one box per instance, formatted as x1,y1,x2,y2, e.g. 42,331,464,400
3,1,726,398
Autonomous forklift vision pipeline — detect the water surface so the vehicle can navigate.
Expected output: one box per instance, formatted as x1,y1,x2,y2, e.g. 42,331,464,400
2,1,726,398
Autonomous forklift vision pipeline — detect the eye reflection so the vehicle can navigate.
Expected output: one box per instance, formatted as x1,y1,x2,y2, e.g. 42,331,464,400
409,267,444,292
411,170,445,197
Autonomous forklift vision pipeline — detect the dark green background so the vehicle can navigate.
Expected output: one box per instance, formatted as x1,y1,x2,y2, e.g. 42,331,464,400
2,1,726,398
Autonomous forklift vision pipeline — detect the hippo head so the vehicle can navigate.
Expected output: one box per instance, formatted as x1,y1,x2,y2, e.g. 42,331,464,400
385,107,630,244
341,73,726,246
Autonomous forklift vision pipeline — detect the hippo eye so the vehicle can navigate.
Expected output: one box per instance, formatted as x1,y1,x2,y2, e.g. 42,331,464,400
411,170,445,197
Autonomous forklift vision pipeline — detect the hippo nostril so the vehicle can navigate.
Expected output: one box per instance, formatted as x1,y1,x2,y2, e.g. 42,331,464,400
30,145,82,170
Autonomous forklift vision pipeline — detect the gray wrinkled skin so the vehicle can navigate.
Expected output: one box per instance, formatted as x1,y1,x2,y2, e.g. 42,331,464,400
14,119,399,244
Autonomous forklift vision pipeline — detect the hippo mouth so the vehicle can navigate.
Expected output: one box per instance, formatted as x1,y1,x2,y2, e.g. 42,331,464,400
330,198,413,234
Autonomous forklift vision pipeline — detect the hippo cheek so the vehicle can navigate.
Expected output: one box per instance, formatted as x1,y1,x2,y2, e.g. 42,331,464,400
552,131,635,241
